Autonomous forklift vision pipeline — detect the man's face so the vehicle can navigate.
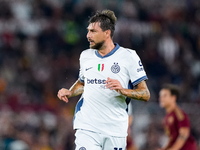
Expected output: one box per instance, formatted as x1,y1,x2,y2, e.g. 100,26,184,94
86,22,107,50
159,89,174,108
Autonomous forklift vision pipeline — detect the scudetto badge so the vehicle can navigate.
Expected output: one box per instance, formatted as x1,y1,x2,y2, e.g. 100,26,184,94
111,63,120,74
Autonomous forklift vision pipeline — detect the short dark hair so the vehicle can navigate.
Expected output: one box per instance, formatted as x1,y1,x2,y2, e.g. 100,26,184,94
161,84,180,100
88,10,117,38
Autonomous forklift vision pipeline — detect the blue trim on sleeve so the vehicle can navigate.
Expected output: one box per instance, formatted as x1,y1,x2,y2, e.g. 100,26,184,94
132,76,148,86
79,76,84,83
95,43,120,58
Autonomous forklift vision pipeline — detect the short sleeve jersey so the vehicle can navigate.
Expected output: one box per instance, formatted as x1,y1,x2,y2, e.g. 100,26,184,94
164,107,197,150
73,43,148,137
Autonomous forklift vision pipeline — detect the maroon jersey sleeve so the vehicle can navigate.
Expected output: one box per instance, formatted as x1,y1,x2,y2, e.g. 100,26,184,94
174,108,190,129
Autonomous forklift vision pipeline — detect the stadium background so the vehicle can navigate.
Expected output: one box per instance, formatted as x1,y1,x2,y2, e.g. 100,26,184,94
0,0,199,149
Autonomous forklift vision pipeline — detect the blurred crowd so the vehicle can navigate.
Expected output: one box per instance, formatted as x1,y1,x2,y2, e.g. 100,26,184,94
0,0,200,149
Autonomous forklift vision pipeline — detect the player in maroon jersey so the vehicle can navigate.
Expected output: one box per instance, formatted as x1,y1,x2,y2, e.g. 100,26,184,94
158,84,197,150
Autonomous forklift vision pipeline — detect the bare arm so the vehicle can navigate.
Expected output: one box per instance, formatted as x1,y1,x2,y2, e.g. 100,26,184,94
168,127,190,150
119,80,150,101
69,79,84,97
158,127,190,150
105,77,150,101
57,79,84,103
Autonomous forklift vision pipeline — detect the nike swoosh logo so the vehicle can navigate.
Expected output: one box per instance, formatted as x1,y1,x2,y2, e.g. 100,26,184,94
85,67,93,71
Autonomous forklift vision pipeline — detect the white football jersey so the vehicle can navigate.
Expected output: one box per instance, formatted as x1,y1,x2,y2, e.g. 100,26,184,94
73,43,147,137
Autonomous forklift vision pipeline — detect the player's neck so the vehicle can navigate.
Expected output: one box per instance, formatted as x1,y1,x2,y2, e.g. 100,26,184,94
166,103,177,114
98,40,115,57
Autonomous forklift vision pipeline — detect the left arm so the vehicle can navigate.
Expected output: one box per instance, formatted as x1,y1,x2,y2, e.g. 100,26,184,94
105,78,150,101
167,127,190,150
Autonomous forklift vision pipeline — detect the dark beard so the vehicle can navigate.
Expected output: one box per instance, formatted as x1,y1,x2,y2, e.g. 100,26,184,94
90,40,105,50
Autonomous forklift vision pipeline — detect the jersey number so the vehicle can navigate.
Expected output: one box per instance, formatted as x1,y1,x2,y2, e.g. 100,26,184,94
114,148,122,150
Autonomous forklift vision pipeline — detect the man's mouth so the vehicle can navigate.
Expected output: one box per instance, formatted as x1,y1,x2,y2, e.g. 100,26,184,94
88,39,94,43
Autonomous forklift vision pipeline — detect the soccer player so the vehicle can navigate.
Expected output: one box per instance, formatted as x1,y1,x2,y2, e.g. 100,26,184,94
158,84,197,150
57,10,150,150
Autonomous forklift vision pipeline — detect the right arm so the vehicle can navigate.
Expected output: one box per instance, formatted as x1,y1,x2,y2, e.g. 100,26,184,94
158,127,189,150
57,79,84,103
167,127,190,150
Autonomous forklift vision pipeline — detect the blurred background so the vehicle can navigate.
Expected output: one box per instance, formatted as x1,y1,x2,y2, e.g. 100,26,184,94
0,0,199,149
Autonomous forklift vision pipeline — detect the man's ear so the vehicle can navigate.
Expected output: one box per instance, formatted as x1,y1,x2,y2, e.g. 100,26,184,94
105,30,111,38
172,95,177,102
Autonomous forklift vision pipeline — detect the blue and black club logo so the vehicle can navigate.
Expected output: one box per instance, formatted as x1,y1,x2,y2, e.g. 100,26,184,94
111,62,120,74
79,147,86,150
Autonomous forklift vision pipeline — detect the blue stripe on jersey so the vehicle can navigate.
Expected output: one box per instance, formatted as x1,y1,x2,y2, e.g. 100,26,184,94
73,98,83,122
95,43,120,58
128,81,134,89
132,75,148,86
126,81,133,113
125,97,131,113
125,48,132,53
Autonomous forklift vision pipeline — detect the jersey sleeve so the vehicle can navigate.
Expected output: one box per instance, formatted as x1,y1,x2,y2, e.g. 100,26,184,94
127,50,148,86
79,52,85,83
175,109,190,129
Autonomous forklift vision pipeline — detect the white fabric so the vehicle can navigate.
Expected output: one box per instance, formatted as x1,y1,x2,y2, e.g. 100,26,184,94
74,44,147,137
75,129,126,150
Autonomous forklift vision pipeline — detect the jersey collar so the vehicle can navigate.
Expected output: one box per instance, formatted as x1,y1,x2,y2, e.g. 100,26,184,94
95,43,120,58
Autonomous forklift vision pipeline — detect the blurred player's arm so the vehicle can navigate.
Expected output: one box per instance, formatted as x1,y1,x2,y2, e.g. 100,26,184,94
57,79,84,103
105,78,150,101
168,127,190,150
158,127,189,150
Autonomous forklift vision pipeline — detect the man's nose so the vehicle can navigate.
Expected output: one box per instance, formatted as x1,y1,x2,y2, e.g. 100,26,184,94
87,31,91,39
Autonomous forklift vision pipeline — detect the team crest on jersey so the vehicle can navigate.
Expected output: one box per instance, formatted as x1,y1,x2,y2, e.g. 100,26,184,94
79,147,86,150
111,62,120,74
